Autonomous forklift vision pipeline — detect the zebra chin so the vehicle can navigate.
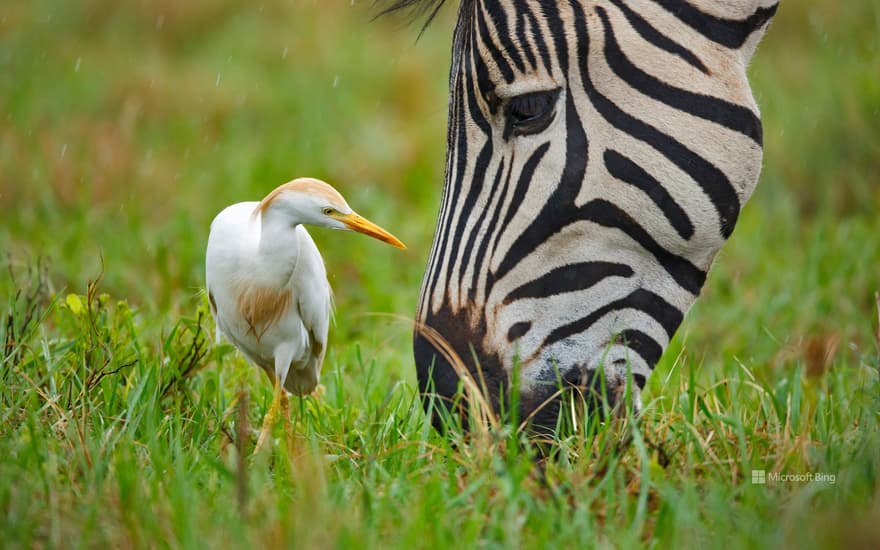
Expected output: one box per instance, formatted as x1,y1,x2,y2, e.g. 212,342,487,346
413,302,652,435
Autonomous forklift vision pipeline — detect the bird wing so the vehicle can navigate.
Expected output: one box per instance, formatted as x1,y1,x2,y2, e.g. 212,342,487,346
205,201,277,372
283,225,332,394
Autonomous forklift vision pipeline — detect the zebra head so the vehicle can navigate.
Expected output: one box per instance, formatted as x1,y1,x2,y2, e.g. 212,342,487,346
404,0,779,431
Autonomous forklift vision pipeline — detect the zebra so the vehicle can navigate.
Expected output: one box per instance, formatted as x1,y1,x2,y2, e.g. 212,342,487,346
381,0,779,433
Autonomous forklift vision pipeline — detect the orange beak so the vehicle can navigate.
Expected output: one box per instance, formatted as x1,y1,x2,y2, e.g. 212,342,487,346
338,212,407,250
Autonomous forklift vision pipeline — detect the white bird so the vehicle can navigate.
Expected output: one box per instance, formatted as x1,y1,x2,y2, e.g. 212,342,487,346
205,177,406,452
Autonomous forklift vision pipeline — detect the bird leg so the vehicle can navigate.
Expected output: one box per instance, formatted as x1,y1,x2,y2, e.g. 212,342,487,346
281,390,295,456
253,375,284,455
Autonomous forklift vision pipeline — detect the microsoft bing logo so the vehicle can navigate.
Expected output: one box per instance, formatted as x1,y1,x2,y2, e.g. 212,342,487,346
749,470,836,484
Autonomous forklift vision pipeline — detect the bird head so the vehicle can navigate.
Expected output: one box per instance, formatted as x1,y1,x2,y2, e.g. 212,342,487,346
256,178,407,249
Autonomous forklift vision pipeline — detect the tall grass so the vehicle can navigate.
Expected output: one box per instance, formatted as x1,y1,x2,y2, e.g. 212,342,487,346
1,1,878,547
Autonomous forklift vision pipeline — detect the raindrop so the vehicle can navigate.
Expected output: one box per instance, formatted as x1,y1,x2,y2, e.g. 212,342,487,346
282,46,289,59
60,144,67,158
74,57,81,72
155,15,165,31
333,75,340,88
216,73,221,87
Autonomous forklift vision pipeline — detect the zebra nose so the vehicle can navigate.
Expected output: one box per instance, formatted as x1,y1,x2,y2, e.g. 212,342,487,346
507,321,532,342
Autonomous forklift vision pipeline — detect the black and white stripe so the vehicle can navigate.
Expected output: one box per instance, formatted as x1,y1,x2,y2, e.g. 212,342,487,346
384,0,778,431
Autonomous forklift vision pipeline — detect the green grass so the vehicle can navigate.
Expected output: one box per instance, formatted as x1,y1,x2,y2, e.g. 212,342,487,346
2,1,879,548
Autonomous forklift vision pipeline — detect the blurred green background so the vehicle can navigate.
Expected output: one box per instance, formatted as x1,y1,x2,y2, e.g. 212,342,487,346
1,1,878,547
2,0,878,372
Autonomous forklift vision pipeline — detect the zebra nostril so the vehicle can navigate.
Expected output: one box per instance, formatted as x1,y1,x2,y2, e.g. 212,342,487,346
507,321,532,341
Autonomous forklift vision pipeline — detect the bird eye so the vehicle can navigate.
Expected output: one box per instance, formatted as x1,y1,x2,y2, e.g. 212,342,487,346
323,207,335,215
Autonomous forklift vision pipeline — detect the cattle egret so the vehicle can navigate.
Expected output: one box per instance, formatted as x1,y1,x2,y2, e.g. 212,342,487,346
206,177,406,453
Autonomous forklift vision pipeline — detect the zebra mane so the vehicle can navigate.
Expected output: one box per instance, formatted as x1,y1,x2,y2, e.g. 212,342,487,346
375,0,449,32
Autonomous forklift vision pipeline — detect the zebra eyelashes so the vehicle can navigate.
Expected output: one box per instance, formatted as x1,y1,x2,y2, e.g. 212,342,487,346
494,87,562,139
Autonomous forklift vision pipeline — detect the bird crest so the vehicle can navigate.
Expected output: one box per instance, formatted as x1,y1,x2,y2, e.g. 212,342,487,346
253,178,348,220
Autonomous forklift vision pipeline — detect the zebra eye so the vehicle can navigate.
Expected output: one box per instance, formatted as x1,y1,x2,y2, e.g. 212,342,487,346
504,88,561,138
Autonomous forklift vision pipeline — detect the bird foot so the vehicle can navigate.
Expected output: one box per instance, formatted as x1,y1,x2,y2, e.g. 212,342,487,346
253,378,285,455
253,414,276,456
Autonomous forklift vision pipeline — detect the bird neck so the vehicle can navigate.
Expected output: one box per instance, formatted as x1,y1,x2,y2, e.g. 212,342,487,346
255,209,302,282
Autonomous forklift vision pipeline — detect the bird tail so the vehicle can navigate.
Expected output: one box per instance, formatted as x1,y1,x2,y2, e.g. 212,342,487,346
282,361,320,396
